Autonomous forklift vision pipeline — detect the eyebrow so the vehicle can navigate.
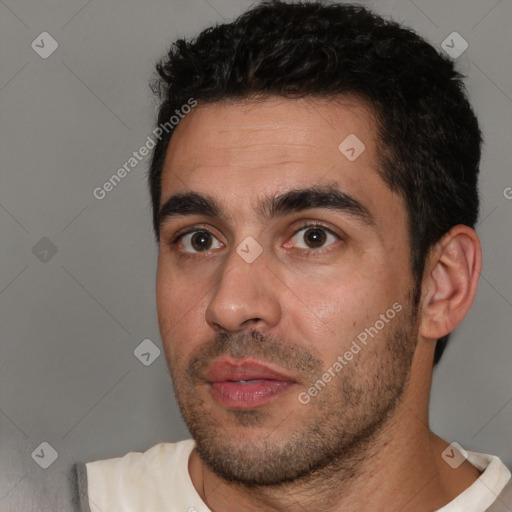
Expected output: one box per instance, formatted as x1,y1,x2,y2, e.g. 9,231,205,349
158,183,374,230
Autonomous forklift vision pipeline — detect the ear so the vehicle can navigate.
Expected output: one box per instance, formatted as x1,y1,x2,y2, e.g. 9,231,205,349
419,225,482,340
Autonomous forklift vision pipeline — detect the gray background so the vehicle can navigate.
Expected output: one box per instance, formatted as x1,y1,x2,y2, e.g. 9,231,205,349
0,0,511,510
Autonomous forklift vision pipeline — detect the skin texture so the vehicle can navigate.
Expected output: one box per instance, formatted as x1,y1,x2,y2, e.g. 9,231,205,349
156,96,483,511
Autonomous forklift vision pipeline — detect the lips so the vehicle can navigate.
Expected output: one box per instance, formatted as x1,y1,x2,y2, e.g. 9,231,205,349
204,358,297,409
204,358,296,383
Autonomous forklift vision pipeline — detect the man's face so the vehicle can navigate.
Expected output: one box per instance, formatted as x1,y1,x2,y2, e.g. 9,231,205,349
156,96,419,485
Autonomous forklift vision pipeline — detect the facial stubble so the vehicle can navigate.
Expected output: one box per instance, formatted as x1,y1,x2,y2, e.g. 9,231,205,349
166,304,418,488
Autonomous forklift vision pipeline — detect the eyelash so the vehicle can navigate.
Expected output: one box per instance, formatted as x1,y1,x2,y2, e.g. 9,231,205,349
170,222,341,255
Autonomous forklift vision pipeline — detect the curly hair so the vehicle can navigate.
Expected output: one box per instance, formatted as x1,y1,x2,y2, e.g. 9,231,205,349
147,1,482,366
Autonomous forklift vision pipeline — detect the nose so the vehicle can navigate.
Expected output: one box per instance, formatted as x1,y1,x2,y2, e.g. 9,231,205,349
205,244,281,333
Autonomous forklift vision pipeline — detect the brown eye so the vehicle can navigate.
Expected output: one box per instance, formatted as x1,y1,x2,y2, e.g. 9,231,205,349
290,225,338,250
303,227,327,248
179,230,222,253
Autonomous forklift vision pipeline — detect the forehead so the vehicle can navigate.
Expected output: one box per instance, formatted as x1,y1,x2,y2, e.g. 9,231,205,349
159,96,404,228
163,96,376,178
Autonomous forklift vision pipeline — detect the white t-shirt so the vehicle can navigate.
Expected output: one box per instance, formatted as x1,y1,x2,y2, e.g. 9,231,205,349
76,439,512,512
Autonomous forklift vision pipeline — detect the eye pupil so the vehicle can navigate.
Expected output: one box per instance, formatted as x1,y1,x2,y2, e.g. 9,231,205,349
191,232,211,251
305,228,326,248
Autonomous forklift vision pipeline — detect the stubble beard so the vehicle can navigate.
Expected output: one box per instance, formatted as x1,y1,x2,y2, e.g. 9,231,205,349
166,305,418,488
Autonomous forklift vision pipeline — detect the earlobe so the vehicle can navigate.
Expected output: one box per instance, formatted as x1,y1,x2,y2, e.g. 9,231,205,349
419,225,482,340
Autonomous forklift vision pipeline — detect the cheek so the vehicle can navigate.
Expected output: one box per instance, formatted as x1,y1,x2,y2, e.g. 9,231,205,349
284,265,403,359
280,274,362,357
156,258,204,346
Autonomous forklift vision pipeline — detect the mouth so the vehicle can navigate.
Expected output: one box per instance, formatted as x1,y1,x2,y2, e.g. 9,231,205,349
204,358,298,410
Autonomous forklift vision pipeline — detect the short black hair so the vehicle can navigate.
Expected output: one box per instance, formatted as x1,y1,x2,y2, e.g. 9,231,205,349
147,1,482,366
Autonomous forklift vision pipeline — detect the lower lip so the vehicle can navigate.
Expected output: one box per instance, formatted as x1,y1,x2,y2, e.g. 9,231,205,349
209,380,295,409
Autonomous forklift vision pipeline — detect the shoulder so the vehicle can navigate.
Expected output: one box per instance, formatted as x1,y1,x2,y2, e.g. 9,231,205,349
449,450,512,512
74,439,197,512
86,438,194,475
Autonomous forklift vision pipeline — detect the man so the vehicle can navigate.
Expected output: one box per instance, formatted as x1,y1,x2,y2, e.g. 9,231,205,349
75,2,511,510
